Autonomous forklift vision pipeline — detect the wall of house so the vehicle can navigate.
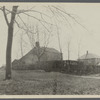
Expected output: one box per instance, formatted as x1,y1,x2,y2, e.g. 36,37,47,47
46,52,62,61
20,53,38,65
18,51,62,66
79,58,100,65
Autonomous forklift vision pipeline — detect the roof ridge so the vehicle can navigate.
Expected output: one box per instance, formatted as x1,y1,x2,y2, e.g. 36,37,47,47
79,53,100,59
19,46,60,60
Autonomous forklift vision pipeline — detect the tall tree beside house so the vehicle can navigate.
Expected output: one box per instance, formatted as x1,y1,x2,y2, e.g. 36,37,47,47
66,39,71,72
2,6,18,79
77,38,82,60
67,40,71,61
56,26,63,61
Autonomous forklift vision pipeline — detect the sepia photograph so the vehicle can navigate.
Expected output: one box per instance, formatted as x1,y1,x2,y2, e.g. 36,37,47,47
0,3,100,96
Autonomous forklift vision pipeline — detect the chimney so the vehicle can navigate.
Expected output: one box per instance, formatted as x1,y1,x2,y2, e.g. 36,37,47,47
35,41,40,47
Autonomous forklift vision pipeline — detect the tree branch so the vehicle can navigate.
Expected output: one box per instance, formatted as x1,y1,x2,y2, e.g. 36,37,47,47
17,9,51,18
52,6,89,31
14,20,33,34
2,6,9,26
22,12,55,26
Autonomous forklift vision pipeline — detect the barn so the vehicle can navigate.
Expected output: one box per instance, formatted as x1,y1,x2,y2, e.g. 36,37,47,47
12,42,62,69
78,51,100,66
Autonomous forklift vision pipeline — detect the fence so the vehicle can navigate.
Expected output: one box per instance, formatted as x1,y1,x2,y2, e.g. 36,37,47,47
12,60,100,75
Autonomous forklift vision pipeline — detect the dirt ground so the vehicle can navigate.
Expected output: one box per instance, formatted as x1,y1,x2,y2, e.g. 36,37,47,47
1,69,100,95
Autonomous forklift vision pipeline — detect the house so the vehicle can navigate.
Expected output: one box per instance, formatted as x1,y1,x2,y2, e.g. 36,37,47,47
12,42,63,69
78,51,100,66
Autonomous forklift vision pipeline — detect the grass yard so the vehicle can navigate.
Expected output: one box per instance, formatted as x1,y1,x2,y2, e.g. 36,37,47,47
0,69,100,95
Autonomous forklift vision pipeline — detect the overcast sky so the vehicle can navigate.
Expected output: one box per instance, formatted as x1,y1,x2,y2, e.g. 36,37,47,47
0,3,100,67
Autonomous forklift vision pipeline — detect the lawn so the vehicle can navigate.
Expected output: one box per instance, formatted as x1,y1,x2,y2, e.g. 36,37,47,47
0,69,100,95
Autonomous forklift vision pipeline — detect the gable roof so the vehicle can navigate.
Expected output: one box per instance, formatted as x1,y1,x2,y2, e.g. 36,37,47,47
30,47,60,54
20,47,61,60
41,47,60,53
79,53,100,59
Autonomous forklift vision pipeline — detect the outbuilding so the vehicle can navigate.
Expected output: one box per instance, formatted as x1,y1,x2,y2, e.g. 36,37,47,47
78,51,100,66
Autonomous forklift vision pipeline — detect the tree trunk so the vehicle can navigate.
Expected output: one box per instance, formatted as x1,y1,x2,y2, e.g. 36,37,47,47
5,6,18,79
6,25,13,79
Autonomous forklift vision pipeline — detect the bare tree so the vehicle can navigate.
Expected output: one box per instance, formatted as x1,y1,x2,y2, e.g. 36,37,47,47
15,6,87,62
66,38,71,72
67,40,71,61
0,5,88,80
20,32,24,57
78,39,82,60
2,6,18,79
56,26,63,60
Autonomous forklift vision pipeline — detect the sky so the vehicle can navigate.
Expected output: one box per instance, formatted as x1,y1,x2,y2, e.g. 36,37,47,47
0,3,100,67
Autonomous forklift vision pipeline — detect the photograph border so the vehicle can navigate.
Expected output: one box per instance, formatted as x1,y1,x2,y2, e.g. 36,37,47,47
0,1,100,99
